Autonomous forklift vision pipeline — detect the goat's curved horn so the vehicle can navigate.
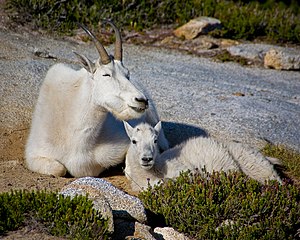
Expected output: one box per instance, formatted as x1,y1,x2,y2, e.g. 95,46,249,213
103,20,122,61
78,23,111,65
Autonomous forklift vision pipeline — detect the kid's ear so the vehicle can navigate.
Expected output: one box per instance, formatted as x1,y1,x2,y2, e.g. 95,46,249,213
154,121,162,133
123,121,133,139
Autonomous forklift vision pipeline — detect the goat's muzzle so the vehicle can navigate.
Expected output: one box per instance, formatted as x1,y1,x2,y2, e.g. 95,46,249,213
129,97,148,113
135,97,149,109
141,157,154,169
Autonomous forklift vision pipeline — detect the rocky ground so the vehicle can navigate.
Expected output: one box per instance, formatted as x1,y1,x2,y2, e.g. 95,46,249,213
1,3,300,239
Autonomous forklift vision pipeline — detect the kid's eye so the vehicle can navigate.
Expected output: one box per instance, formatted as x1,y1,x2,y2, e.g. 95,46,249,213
154,139,157,144
103,73,111,77
132,140,137,144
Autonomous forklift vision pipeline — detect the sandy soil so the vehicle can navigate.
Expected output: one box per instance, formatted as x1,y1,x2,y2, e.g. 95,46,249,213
2,126,131,186
0,123,137,239
0,123,135,193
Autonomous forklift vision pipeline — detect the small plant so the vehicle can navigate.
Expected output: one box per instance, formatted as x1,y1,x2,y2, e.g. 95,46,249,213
139,170,300,239
0,190,111,239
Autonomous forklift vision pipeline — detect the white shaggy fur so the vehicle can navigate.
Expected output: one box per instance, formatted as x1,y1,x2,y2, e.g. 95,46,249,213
25,23,169,177
124,122,282,192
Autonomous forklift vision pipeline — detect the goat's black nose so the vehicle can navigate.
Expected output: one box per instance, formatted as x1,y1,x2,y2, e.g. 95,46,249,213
135,97,149,108
142,157,153,162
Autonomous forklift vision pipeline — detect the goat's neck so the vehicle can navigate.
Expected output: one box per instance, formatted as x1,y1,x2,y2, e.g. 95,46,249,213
69,75,109,142
151,157,165,178
150,165,164,179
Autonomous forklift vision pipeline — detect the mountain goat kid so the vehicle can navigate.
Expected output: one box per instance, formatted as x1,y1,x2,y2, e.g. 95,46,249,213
25,21,169,177
124,121,282,192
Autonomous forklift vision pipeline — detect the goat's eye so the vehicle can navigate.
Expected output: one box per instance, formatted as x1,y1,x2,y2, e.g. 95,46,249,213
103,73,111,77
154,139,158,144
132,140,137,144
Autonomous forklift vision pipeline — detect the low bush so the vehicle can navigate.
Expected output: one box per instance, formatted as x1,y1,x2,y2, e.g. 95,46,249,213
0,190,111,239
262,144,300,184
139,170,300,239
211,1,300,42
5,0,300,43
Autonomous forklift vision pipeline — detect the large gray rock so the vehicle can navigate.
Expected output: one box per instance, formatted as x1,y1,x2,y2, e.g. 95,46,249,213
61,177,147,223
227,43,275,60
264,48,300,70
60,186,114,233
227,43,300,70
174,17,221,40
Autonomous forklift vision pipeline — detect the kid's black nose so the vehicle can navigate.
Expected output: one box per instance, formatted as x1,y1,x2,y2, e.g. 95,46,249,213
142,157,153,162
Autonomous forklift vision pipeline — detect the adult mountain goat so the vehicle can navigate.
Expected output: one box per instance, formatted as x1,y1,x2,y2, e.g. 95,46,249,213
25,21,169,177
124,122,282,192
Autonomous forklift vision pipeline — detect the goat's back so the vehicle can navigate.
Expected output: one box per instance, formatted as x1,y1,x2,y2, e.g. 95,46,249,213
160,137,240,176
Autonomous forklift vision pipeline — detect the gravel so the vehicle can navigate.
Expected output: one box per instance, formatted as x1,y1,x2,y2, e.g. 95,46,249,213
1,29,299,151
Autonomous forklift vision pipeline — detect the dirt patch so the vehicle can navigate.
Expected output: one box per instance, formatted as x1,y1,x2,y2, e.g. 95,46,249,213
0,125,66,192
0,123,136,238
0,123,134,193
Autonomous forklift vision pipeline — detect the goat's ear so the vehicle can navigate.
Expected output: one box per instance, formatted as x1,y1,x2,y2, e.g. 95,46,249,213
74,52,96,73
123,121,133,139
154,121,162,133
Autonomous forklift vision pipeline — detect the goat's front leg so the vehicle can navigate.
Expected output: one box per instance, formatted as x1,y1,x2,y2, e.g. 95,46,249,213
26,156,67,177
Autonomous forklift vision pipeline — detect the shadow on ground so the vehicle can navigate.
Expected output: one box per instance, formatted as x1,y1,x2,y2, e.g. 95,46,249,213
162,121,208,147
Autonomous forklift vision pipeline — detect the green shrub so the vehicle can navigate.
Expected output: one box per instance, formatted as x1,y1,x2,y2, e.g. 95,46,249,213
0,190,111,239
262,144,300,184
139,170,300,239
5,0,300,43
5,0,94,33
208,1,300,42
